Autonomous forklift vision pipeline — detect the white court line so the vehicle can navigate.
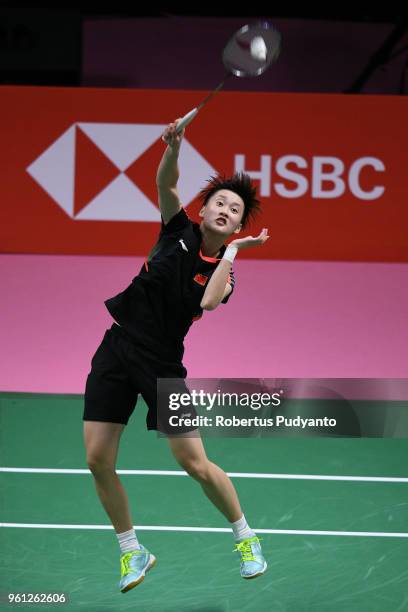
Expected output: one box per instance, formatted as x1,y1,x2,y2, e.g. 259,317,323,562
1,523,408,538
1,467,408,483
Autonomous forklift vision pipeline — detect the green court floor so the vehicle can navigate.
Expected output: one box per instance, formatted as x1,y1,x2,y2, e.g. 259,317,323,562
1,392,408,611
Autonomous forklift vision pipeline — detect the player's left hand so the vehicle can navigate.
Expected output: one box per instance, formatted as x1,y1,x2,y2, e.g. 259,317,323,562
229,228,269,250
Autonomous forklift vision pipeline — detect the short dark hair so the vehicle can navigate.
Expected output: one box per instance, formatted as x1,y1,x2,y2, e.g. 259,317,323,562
198,172,261,229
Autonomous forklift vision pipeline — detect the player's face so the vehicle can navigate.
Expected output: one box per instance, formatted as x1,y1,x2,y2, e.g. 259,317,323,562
199,190,244,236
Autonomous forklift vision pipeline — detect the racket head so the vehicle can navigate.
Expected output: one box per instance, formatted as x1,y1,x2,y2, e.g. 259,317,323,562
223,21,281,77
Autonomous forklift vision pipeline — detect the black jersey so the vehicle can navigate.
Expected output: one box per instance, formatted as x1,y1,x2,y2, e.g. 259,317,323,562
104,207,235,362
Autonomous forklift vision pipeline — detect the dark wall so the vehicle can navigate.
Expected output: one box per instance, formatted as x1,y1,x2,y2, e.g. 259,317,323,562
82,17,408,94
1,10,406,93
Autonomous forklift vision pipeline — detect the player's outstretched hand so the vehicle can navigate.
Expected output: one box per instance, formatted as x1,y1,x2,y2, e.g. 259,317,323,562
229,228,269,250
161,119,185,149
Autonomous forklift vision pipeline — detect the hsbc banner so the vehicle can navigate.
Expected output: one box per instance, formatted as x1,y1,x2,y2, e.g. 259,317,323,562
1,86,407,261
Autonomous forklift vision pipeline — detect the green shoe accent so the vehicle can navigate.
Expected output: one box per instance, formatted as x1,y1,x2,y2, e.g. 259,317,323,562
119,546,157,592
121,550,141,577
233,536,262,560
233,536,267,579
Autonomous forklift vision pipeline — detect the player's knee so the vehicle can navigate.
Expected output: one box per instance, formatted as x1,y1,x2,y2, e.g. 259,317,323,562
86,451,115,475
181,457,211,482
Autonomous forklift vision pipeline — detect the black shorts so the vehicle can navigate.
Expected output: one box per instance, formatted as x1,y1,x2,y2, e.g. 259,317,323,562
83,323,198,434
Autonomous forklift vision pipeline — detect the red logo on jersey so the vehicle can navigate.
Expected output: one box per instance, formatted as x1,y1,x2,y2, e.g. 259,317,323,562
194,273,208,286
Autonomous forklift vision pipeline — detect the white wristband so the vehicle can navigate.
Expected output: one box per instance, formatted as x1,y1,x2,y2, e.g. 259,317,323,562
223,245,238,263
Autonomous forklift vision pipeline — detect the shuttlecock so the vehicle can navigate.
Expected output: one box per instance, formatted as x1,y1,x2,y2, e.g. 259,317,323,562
250,36,267,61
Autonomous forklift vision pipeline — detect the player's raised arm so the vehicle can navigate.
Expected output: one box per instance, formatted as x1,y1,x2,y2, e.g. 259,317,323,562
156,119,185,225
200,229,269,310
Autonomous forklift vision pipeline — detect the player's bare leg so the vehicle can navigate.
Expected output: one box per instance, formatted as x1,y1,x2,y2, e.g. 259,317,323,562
83,420,156,592
167,433,267,578
167,433,242,521
83,421,132,532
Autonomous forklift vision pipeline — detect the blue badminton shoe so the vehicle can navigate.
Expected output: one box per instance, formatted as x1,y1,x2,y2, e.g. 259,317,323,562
119,545,157,592
233,536,267,579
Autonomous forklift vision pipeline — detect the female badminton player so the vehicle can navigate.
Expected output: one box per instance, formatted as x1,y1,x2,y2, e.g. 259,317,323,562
83,119,270,593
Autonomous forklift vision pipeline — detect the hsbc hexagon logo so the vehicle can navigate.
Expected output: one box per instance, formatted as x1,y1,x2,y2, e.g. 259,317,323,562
26,123,216,222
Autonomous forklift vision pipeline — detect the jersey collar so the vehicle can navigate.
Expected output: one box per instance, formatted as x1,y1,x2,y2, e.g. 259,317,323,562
199,243,227,262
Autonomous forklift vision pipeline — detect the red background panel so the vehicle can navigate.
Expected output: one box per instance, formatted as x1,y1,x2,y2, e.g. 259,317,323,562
1,86,407,261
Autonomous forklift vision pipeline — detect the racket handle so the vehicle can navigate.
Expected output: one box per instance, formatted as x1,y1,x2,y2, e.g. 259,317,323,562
176,108,199,133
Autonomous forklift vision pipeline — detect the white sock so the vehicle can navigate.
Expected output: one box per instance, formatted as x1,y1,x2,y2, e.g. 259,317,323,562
231,514,256,542
117,528,140,554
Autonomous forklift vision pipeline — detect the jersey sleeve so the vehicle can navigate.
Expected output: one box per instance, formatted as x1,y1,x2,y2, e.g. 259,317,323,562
221,268,235,304
160,207,190,234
